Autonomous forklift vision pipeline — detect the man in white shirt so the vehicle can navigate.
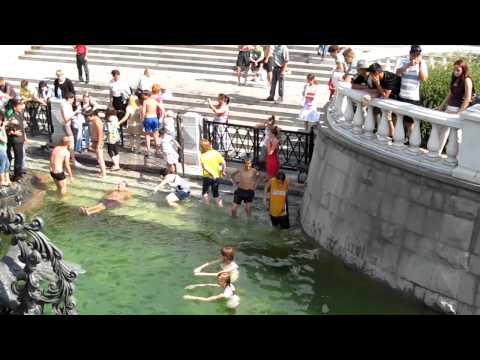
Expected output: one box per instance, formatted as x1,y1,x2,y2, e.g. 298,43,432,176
137,68,153,92
395,45,428,142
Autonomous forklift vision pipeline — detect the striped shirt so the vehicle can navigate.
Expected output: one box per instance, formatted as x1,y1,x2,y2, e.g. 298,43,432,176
396,58,428,101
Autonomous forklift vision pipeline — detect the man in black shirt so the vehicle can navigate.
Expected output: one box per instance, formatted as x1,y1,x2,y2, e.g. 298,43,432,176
367,63,401,99
6,98,27,182
54,69,76,100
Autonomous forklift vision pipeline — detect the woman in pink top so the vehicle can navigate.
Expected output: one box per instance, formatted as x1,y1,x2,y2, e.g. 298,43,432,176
299,74,320,131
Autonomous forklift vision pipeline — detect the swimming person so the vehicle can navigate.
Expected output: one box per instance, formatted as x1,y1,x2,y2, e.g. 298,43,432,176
229,159,262,218
79,181,132,216
193,245,239,283
183,272,240,309
49,136,74,195
153,173,190,208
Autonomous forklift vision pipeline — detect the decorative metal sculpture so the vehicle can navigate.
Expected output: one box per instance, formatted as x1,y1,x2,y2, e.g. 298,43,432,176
0,208,77,315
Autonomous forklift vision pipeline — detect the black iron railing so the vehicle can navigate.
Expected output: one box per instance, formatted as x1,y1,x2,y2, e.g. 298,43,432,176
202,118,315,171
23,101,52,136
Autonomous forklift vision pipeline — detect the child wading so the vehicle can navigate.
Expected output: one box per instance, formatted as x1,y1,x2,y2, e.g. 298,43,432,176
105,108,122,171
193,246,239,283
184,272,240,309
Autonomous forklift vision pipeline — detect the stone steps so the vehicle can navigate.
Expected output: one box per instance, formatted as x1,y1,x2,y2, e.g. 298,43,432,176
20,45,334,84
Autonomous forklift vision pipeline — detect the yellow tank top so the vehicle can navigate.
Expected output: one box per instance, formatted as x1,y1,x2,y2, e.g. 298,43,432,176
270,178,288,217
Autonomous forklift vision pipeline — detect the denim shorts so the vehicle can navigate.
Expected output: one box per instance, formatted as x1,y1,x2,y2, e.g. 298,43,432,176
0,149,10,174
143,117,160,133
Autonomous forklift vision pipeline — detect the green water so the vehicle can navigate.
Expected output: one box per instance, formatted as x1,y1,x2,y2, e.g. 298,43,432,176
27,175,435,315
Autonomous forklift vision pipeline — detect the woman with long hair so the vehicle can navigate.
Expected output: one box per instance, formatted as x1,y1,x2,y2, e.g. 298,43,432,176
265,125,281,179
437,59,475,154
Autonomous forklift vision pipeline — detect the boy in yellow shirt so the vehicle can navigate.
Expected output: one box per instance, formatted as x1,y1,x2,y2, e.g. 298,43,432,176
200,139,226,208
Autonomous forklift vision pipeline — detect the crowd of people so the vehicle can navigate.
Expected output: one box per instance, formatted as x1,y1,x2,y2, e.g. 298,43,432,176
329,45,478,153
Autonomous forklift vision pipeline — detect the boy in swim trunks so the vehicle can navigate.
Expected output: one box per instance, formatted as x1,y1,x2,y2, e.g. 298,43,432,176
141,90,160,157
79,181,132,216
50,136,74,195
153,173,190,208
229,159,261,218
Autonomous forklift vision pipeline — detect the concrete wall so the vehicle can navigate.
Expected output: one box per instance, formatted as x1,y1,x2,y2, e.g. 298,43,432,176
300,125,480,314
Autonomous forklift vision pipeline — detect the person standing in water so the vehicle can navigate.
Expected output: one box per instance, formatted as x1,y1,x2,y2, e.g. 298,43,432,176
264,171,290,229
229,159,261,218
193,245,239,283
49,136,74,195
85,110,107,178
200,139,226,208
184,272,240,309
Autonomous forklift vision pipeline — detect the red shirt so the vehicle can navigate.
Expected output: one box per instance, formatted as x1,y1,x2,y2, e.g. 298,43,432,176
74,45,87,55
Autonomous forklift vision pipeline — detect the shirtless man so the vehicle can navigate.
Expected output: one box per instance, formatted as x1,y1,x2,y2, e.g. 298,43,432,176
79,180,132,216
86,110,107,178
141,90,160,157
229,159,261,218
49,136,74,195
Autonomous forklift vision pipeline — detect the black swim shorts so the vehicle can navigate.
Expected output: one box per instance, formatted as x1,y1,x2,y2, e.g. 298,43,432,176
270,215,290,229
202,177,220,198
234,188,255,204
50,171,66,181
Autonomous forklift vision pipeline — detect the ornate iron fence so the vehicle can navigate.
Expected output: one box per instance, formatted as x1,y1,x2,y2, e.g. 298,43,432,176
23,101,52,136
202,118,315,171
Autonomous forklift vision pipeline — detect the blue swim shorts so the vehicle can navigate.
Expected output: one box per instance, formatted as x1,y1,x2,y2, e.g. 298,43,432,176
143,117,160,133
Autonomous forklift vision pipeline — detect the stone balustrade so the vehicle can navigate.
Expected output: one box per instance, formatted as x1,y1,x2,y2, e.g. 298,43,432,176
328,81,480,185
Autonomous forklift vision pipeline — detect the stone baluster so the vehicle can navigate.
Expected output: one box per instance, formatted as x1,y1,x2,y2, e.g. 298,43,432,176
407,118,422,153
363,105,376,139
376,109,391,142
392,113,406,148
335,91,345,123
342,96,354,128
445,128,459,165
385,58,391,72
426,123,441,160
352,101,365,134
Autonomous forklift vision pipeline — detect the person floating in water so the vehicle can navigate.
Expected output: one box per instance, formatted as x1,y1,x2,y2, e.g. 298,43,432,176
50,136,74,195
229,159,261,218
184,272,240,309
153,173,190,208
79,180,132,216
193,246,239,283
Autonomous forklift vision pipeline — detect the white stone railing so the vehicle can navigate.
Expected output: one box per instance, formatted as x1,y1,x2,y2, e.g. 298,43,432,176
327,81,480,184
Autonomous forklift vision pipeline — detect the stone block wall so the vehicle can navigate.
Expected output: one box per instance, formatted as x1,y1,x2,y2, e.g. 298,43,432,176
301,127,480,314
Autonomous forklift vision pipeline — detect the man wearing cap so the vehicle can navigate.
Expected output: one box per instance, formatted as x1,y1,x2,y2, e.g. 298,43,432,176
395,45,428,142
352,60,373,90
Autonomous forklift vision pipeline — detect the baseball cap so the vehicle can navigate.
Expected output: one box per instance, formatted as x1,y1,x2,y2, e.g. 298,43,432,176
355,60,369,69
410,45,422,54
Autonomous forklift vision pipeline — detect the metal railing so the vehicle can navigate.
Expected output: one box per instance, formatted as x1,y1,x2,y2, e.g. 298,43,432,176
202,118,315,171
23,101,53,136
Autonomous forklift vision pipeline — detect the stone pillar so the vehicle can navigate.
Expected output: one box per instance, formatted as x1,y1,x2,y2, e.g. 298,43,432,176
181,112,202,167
453,105,480,183
49,98,65,146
